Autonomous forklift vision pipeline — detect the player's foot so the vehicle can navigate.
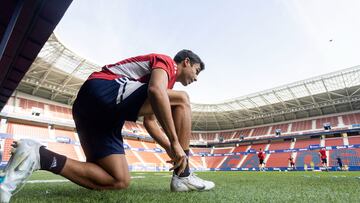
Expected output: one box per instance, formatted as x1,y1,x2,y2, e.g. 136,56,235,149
0,139,42,203
170,172,215,192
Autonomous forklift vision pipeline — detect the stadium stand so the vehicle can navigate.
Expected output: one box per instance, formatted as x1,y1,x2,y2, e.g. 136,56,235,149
202,132,217,141
154,143,171,160
53,128,77,141
48,104,72,119
328,136,360,167
316,116,339,129
191,132,201,140
240,143,267,168
15,97,73,120
47,142,78,160
2,110,360,171
122,121,151,139
190,148,212,169
204,147,233,168
251,126,270,137
233,129,252,139
325,137,344,147
139,141,165,166
123,139,166,170
270,123,289,135
348,136,360,145
265,141,292,167
2,138,14,162
191,148,211,154
126,139,144,148
294,139,321,167
290,120,312,132
218,131,235,140
330,148,360,168
198,113,357,143
125,149,142,165
2,94,360,172
188,152,204,169
18,98,44,113
294,138,320,149
326,137,347,168
342,113,360,125
7,122,50,140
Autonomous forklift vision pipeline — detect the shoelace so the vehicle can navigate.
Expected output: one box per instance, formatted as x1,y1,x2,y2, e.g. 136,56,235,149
189,173,200,180
188,173,204,185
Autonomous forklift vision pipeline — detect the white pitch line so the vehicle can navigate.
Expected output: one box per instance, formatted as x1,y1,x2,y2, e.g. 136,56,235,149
26,176,146,184
27,180,69,184
161,175,172,178
131,176,145,179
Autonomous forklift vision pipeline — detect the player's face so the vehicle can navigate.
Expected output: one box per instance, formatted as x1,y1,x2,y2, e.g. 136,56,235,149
181,63,201,86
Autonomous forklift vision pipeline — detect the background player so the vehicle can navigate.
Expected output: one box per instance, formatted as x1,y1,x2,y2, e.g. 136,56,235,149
319,147,328,171
258,148,266,171
288,155,296,170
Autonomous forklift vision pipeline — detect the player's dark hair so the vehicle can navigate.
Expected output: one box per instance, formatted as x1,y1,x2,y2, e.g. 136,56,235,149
174,49,205,72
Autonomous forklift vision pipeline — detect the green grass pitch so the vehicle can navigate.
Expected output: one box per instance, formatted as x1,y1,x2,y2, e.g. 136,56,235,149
10,171,360,202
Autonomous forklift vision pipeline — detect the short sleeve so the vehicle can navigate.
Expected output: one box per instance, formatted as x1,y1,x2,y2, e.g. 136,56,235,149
150,54,176,89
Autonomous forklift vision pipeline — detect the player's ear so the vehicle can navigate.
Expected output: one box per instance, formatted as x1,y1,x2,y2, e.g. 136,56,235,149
184,57,191,67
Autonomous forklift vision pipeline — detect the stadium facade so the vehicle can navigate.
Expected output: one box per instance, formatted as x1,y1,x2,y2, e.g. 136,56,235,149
0,34,360,172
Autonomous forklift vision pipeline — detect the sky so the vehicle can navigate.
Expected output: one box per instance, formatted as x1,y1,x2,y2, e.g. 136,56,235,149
54,0,360,104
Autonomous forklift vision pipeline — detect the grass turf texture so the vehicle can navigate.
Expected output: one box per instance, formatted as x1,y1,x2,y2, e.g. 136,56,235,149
10,171,360,203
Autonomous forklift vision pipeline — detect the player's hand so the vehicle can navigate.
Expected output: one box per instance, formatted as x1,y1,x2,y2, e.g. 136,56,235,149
167,142,187,175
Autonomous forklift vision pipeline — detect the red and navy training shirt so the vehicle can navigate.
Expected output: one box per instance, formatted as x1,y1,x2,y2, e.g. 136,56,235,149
258,151,265,160
319,149,327,159
88,53,177,89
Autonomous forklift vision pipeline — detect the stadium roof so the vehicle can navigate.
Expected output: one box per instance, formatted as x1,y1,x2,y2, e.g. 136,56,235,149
0,0,72,111
17,34,98,105
16,34,360,131
191,66,360,130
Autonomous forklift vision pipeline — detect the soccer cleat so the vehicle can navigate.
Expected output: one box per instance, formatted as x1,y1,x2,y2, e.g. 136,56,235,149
0,139,42,203
170,173,215,192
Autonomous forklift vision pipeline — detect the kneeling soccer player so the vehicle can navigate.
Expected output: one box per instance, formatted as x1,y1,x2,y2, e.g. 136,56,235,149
0,50,215,202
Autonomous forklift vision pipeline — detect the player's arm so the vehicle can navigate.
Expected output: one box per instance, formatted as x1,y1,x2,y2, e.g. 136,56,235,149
143,115,174,159
148,68,186,173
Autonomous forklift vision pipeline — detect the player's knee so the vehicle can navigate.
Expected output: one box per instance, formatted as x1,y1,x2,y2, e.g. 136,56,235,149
179,91,190,106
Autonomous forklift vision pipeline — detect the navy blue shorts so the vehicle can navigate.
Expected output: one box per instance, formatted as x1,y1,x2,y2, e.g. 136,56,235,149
72,78,148,162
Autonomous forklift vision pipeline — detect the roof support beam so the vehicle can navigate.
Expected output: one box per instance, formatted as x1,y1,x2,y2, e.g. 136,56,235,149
259,94,276,112
287,87,302,107
341,72,353,111
272,90,288,109
51,59,85,100
320,78,337,113
247,97,263,113
32,47,66,95
303,82,322,115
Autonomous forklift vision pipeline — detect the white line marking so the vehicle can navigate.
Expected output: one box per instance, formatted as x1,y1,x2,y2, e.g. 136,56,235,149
131,176,145,179
26,176,145,184
161,175,172,178
27,180,69,184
